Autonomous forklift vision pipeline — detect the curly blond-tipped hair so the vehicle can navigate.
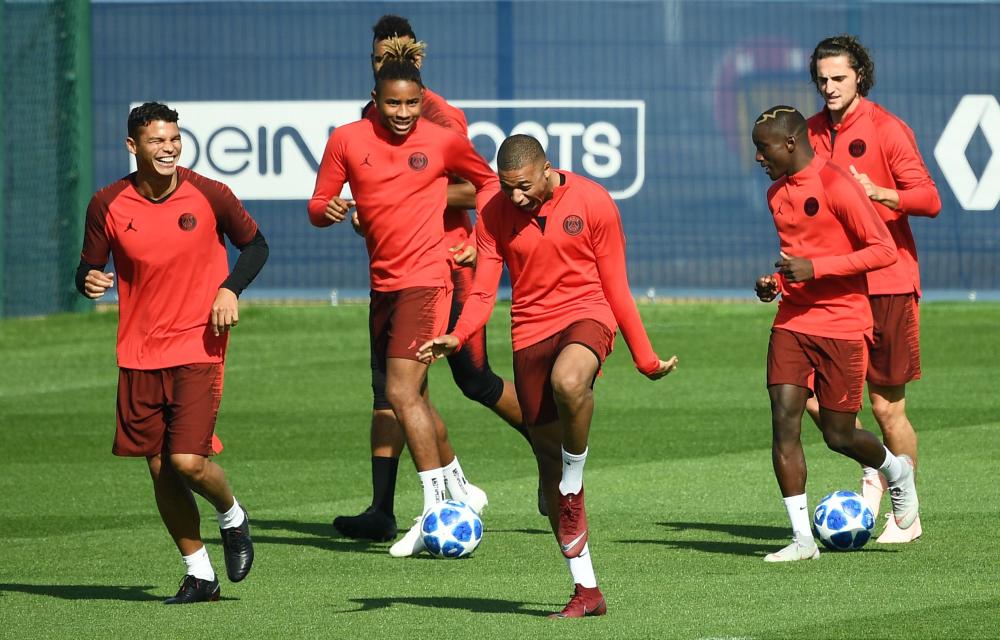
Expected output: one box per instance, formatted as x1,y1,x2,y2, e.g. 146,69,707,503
380,37,427,64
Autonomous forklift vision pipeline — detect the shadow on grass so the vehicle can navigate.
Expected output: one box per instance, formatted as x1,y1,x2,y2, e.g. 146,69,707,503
617,538,778,556
336,595,552,617
0,583,175,602
245,519,389,554
615,521,899,557
656,521,788,540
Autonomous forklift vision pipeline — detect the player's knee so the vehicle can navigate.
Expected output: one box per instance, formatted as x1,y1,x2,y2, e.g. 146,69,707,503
385,385,420,413
169,453,207,483
870,399,901,427
453,370,504,407
821,428,852,454
550,372,590,405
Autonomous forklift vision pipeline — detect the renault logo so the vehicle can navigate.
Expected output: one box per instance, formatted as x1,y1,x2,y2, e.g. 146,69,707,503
934,95,1000,211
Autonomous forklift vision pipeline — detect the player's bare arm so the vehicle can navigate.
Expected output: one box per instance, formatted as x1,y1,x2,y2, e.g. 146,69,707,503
83,269,115,299
447,181,475,209
775,251,814,282
324,197,356,224
416,334,459,363
755,274,780,302
210,288,239,337
849,164,900,209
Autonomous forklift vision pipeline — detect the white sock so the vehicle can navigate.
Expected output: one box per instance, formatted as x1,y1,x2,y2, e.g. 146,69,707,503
442,456,470,502
783,494,812,542
559,447,588,495
565,543,598,588
182,546,215,581
878,447,905,483
417,468,446,513
216,497,244,529
862,466,880,479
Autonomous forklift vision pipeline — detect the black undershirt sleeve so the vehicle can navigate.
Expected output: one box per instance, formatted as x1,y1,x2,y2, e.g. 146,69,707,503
220,230,269,297
75,260,107,296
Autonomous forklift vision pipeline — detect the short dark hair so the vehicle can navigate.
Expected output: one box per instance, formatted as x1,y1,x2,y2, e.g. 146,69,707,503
810,35,875,97
754,105,807,139
374,59,423,93
127,102,178,138
497,134,546,171
372,14,415,43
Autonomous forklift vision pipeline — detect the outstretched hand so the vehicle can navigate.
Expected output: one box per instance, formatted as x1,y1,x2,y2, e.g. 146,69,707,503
416,335,460,363
775,251,814,283
645,355,679,380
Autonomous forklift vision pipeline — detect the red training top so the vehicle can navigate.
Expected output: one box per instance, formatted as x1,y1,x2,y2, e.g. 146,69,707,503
807,98,940,297
81,167,259,369
452,170,661,375
363,89,475,264
308,115,498,291
767,155,897,340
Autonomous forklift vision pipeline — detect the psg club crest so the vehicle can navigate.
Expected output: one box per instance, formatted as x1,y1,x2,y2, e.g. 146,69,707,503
804,197,820,217
849,139,867,158
408,152,428,171
563,215,584,236
178,213,197,231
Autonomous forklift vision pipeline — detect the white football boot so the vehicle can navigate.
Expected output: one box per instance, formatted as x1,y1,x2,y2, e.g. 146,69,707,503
764,535,820,562
861,470,888,518
887,454,919,530
877,513,923,543
388,516,426,558
462,483,489,516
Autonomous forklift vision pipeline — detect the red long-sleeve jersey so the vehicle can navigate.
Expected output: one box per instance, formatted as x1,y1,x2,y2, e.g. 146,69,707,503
364,89,475,261
451,170,661,375
768,155,897,341
308,115,498,291
808,98,940,296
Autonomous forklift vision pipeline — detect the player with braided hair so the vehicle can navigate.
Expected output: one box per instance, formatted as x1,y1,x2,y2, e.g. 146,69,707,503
331,15,537,548
309,57,503,558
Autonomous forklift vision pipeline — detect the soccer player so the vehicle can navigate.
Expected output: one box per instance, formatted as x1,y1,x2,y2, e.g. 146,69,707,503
751,105,919,562
308,58,499,557
77,102,267,603
417,135,678,618
332,16,533,545
804,35,941,542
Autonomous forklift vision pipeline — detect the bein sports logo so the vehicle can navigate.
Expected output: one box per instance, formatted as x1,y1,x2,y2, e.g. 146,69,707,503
129,100,644,201
935,95,1000,211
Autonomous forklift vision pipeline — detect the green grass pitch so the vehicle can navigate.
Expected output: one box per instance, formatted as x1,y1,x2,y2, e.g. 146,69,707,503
1,302,998,639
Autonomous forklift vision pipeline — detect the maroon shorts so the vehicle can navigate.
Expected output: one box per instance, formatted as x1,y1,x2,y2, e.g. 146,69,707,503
868,293,921,386
767,328,867,413
114,363,224,457
512,319,614,427
369,286,450,374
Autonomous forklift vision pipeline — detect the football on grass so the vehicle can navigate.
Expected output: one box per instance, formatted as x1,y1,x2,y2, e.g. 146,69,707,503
813,490,875,551
421,500,483,558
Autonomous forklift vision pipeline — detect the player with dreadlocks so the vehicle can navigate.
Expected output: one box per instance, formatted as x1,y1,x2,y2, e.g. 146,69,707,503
330,15,537,551
309,55,501,557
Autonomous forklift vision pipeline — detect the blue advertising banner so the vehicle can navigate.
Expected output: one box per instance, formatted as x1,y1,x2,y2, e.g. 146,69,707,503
92,1,1000,299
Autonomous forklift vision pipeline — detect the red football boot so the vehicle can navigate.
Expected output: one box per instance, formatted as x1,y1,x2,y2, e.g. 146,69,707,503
549,584,607,619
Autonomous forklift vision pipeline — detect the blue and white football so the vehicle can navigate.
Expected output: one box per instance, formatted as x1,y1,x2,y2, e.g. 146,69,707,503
421,500,483,558
813,490,875,551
